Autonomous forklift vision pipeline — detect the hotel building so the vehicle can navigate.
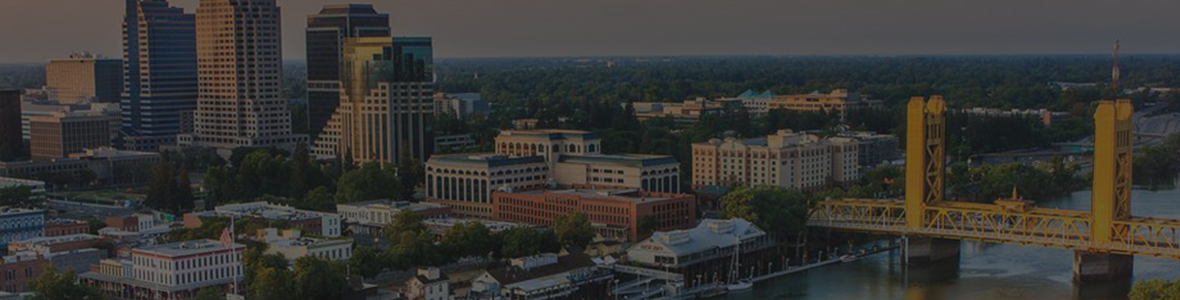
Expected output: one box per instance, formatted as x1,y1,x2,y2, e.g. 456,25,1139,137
691,129,860,190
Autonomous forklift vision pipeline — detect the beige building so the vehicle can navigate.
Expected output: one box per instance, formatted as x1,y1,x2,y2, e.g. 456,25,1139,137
426,154,549,218
552,154,681,193
495,129,602,168
767,89,881,115
631,98,724,125
46,53,122,105
692,130,860,190
181,0,305,154
28,110,120,160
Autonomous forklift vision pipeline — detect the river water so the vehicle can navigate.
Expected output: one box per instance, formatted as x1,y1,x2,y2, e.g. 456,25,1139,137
730,188,1180,300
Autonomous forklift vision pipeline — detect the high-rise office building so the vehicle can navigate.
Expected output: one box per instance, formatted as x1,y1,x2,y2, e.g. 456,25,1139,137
306,4,391,139
121,0,198,151
180,0,304,154
0,91,21,160
46,53,123,105
313,36,435,164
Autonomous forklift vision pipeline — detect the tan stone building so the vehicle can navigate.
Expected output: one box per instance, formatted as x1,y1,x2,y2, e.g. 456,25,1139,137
691,130,859,190
426,154,549,218
180,0,305,154
495,129,603,168
46,53,122,105
552,154,681,193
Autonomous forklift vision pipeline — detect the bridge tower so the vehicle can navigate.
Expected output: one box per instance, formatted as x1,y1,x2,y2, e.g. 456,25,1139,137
903,96,960,264
904,96,946,228
1075,99,1134,282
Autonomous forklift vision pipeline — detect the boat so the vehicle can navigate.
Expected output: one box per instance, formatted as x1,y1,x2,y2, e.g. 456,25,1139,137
727,278,754,291
840,254,859,263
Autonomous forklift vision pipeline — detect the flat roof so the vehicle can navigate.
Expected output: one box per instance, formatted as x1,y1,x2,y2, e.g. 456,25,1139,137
512,189,676,203
557,153,677,168
429,153,546,168
135,239,245,258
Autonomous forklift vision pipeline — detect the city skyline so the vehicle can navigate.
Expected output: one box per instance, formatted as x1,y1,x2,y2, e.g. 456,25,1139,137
2,0,1180,63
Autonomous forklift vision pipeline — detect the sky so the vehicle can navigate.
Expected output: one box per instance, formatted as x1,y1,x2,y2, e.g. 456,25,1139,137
1,0,1178,63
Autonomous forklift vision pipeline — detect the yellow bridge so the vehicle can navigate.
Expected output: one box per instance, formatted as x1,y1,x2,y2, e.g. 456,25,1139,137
808,97,1180,281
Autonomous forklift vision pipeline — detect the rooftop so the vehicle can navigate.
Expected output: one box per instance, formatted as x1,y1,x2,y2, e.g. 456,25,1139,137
135,239,244,258
486,253,596,286
635,218,766,256
557,153,677,168
214,201,335,221
428,153,546,168
497,129,598,141
511,189,678,204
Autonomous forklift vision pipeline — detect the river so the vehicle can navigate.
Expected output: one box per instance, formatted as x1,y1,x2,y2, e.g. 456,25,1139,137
729,188,1180,300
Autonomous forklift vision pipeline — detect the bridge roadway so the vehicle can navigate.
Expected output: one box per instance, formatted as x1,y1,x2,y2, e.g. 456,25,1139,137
808,199,1180,259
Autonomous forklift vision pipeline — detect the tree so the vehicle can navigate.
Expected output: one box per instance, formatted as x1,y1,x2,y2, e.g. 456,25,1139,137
389,230,440,268
336,163,400,204
0,186,33,207
499,227,560,258
383,210,427,245
397,155,424,201
145,160,177,210
28,265,106,300
194,288,226,300
300,186,335,211
1129,277,1180,300
554,211,594,249
203,166,238,209
443,221,494,258
293,256,347,300
720,186,813,240
348,246,386,277
249,267,296,300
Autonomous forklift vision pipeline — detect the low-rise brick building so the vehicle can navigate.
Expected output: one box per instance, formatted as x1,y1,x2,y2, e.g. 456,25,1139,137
492,188,696,242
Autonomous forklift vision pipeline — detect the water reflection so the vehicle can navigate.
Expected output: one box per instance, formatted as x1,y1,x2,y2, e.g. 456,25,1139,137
729,188,1180,300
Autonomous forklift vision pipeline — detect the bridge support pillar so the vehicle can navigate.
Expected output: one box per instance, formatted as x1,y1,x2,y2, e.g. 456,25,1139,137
903,237,960,265
1073,251,1133,283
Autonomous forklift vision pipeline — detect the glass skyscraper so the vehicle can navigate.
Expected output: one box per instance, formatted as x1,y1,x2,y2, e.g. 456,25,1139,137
121,0,197,150
306,4,391,139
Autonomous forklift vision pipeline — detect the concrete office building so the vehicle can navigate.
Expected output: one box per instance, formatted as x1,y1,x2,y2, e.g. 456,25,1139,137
494,129,603,169
312,36,435,164
121,0,199,151
0,91,20,159
492,189,696,242
81,239,245,300
306,4,391,139
0,147,160,188
691,130,860,191
180,0,305,154
46,53,123,105
434,93,488,119
425,154,549,218
553,153,681,193
29,111,119,160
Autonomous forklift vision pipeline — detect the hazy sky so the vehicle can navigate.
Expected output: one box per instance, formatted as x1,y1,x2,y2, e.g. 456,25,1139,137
1,0,1178,63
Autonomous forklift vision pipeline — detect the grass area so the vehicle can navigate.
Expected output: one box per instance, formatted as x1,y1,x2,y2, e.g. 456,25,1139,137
47,189,145,206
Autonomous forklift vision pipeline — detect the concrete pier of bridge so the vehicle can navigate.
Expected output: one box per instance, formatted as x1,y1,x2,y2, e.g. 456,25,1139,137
902,237,960,265
1073,252,1133,283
